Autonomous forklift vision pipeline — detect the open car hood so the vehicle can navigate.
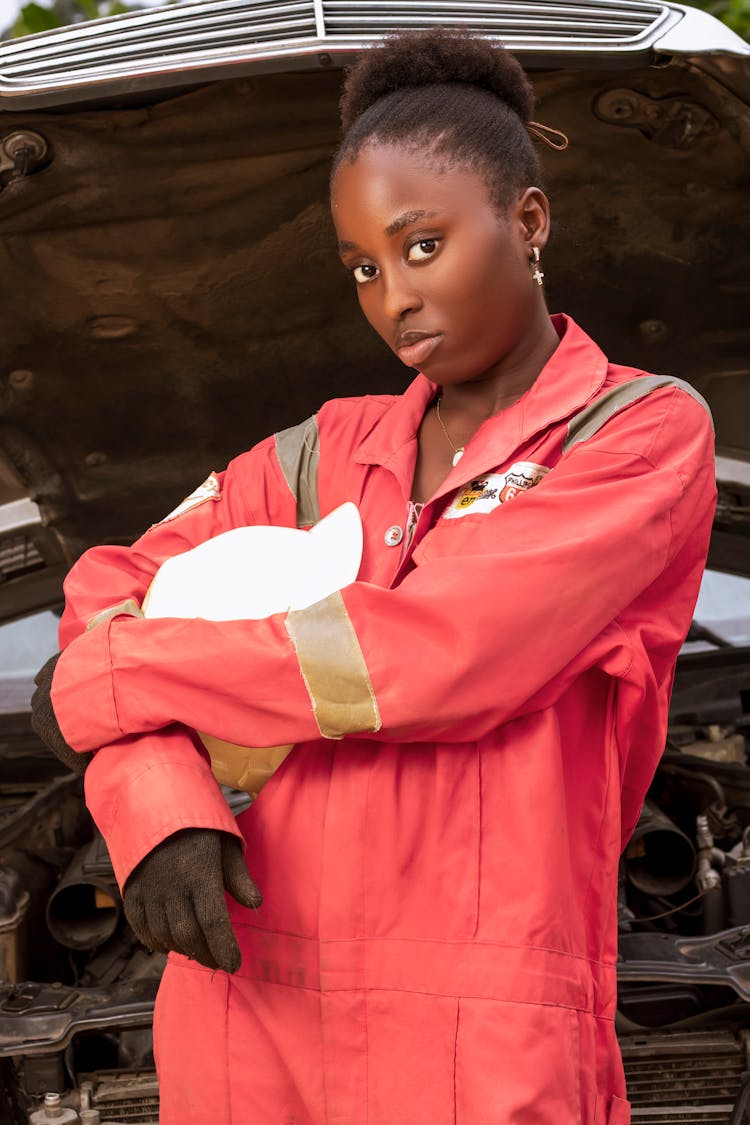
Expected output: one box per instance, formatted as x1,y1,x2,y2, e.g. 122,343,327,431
0,0,749,620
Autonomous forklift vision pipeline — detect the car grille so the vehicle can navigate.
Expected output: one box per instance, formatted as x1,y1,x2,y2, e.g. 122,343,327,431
70,1032,750,1125
621,1029,749,1124
0,534,44,582
0,0,679,103
324,1,667,41
93,1094,158,1123
88,1070,159,1124
70,1033,750,1125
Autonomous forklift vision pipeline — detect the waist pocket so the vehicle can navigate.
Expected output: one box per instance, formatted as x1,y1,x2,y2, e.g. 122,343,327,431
596,1093,631,1124
455,998,580,1122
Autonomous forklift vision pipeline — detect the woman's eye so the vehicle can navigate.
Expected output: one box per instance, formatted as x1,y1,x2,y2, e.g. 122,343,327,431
352,263,379,284
407,239,439,262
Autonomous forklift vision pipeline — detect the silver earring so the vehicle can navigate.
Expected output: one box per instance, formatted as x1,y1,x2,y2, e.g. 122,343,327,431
530,246,544,287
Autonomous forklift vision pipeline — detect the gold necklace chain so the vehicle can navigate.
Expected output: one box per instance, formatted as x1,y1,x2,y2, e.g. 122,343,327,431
435,397,465,466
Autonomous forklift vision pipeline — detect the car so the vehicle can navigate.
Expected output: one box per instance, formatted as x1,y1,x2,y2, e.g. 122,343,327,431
0,2,749,1122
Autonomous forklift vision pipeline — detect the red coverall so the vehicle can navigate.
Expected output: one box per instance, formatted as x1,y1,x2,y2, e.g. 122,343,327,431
51,315,715,1124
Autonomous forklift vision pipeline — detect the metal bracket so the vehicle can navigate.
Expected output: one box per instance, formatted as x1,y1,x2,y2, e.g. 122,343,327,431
0,130,48,182
618,925,750,1000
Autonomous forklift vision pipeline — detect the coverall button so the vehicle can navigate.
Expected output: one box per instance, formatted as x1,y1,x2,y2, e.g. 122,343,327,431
384,525,404,547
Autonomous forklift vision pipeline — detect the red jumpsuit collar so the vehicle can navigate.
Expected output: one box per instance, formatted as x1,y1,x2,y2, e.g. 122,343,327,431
355,313,610,471
354,313,611,505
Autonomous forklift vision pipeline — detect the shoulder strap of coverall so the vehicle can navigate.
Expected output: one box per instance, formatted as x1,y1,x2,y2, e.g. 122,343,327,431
273,378,712,526
562,375,713,455
274,415,321,528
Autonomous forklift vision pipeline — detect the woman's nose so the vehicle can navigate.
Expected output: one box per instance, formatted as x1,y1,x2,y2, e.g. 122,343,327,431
381,270,423,322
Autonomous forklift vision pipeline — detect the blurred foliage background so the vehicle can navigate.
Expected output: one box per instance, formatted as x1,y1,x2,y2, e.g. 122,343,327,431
3,0,750,45
6,0,161,36
698,0,750,38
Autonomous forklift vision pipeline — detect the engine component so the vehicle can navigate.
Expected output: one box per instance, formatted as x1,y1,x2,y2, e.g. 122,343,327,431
618,926,750,1001
45,836,121,952
0,759,89,983
29,1092,78,1124
724,828,750,929
617,981,741,1027
0,867,30,982
625,800,696,896
696,815,727,934
620,1028,750,1123
0,769,84,853
80,1070,158,1124
679,727,746,765
618,860,635,932
21,1053,66,1099
78,1081,101,1125
0,980,157,1058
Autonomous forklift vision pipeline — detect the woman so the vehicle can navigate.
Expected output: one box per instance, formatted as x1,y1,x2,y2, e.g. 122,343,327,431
32,28,716,1124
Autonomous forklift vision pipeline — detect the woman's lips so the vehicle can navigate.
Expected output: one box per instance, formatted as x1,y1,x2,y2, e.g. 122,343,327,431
396,334,442,368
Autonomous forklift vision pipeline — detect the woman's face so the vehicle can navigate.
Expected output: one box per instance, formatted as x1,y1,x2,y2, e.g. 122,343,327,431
331,142,550,388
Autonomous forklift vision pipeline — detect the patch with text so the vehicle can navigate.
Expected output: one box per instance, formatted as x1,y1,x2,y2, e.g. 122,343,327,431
443,462,550,520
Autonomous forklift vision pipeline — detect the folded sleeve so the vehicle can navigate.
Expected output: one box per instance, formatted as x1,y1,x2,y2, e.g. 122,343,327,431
54,438,289,884
51,387,716,753
84,729,243,889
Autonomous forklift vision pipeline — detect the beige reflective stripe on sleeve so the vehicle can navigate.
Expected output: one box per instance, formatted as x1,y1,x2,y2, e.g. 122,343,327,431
274,415,321,529
86,597,144,632
563,375,713,455
285,591,381,738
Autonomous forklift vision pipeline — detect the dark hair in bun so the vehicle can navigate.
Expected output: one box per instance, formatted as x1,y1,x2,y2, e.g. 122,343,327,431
333,27,543,209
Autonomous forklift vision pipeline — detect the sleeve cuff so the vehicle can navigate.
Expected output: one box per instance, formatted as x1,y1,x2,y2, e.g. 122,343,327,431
84,730,243,888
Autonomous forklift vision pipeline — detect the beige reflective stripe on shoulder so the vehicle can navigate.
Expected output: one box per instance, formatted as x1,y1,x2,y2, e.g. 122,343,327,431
274,415,321,528
562,375,713,455
86,598,144,632
285,591,381,739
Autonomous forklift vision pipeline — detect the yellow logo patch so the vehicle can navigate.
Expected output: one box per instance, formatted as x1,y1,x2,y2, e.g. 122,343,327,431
444,462,549,520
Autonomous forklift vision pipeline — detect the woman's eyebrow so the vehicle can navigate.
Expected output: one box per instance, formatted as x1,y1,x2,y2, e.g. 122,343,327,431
385,209,442,236
338,209,444,254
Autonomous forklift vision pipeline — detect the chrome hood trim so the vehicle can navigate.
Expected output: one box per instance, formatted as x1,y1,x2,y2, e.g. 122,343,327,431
3,0,745,110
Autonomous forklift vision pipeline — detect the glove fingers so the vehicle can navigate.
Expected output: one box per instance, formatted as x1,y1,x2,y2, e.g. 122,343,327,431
125,879,220,969
120,829,248,972
221,837,262,909
169,898,220,971
180,928,219,972
142,896,175,956
193,893,241,975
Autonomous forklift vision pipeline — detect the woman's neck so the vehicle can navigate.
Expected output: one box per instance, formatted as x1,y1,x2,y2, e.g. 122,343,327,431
438,310,560,423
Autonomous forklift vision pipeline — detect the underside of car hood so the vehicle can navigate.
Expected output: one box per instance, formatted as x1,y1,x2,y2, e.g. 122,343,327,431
0,50,748,619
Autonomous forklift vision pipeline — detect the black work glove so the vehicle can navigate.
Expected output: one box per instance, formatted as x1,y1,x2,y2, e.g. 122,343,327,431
31,653,93,775
123,828,262,973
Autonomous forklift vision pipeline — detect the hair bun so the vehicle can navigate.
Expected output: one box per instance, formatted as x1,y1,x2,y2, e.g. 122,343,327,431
340,27,535,134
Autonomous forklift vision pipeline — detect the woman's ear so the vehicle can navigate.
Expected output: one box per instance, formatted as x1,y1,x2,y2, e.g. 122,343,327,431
515,187,551,253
